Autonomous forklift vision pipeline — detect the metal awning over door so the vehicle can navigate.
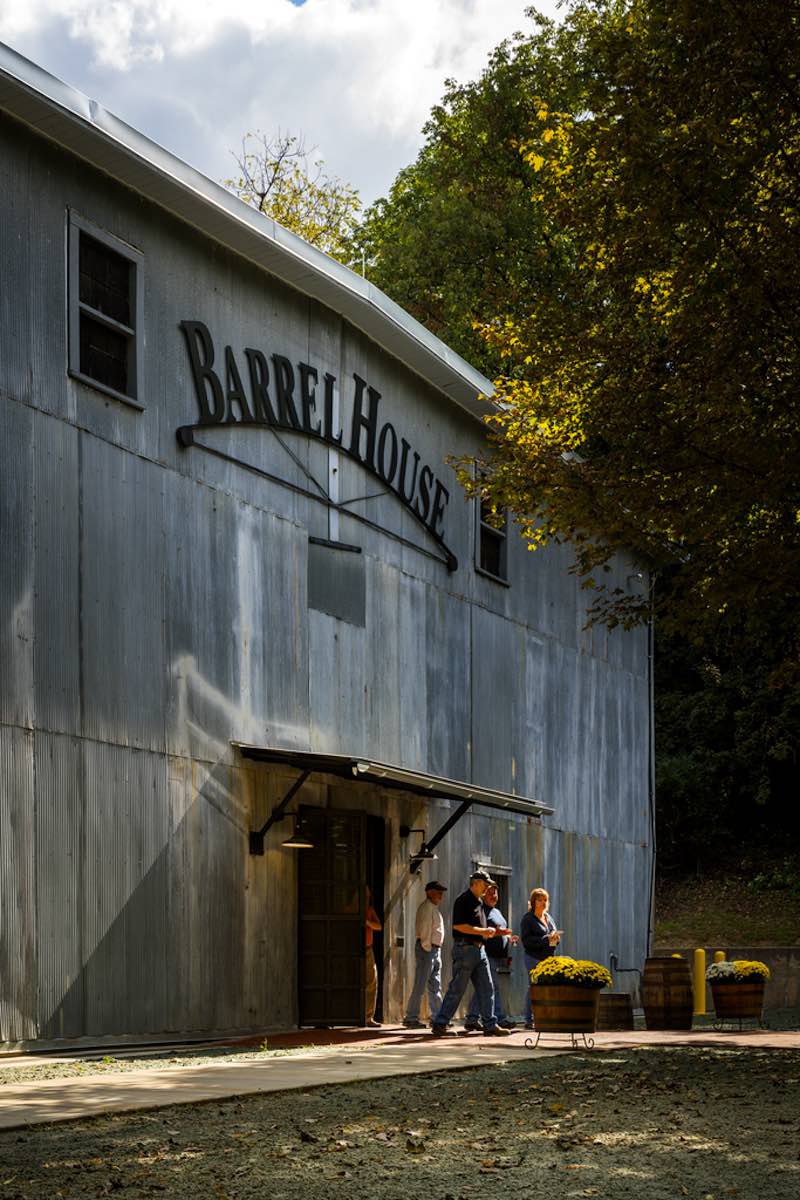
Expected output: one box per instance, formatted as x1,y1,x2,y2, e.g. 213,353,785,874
234,744,553,816
235,743,553,869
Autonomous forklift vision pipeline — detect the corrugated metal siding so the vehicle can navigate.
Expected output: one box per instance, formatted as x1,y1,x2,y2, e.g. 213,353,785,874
471,605,522,793
425,588,471,782
0,726,37,1042
81,743,167,1035
0,398,34,729
80,436,167,753
364,562,429,770
35,732,84,1039
308,608,368,757
0,120,33,411
33,414,81,737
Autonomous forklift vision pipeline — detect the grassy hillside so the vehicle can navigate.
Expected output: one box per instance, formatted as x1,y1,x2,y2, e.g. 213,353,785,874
654,872,800,947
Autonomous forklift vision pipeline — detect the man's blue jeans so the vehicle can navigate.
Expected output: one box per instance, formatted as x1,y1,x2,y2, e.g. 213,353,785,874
433,942,497,1030
466,956,508,1024
404,941,443,1022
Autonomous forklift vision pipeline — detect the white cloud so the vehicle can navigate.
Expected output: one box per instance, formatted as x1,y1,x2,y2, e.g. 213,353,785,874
0,0,562,202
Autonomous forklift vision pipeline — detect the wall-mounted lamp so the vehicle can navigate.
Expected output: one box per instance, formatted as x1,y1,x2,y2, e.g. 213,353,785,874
281,814,315,850
249,769,313,854
399,825,438,865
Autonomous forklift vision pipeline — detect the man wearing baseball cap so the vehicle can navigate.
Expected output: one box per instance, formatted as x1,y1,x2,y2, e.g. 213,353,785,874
430,870,512,1037
402,880,448,1029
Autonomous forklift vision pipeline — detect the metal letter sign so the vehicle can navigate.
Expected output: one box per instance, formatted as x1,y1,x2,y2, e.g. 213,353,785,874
176,321,457,570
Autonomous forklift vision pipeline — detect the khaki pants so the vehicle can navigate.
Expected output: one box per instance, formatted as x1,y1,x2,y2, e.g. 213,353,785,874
365,946,378,1023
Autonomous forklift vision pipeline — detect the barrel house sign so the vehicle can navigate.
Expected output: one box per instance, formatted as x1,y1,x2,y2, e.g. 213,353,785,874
0,42,654,1049
178,321,457,567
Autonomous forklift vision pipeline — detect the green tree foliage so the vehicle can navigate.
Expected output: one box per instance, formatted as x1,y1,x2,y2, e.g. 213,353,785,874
361,2,800,650
477,0,800,648
358,1,799,866
226,131,361,263
352,11,571,377
655,604,800,874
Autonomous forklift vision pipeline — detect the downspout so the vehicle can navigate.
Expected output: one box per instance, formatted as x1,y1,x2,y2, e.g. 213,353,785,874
647,574,657,955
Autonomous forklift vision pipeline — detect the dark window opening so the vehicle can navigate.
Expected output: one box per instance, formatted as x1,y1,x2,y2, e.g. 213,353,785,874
477,500,508,582
79,234,132,325
79,314,129,395
68,213,143,407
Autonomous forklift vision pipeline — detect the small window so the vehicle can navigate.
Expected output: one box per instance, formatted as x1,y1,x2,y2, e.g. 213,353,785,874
68,213,144,408
476,499,509,583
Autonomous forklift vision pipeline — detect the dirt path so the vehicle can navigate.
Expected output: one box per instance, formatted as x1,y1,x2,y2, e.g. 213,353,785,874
1,1043,798,1199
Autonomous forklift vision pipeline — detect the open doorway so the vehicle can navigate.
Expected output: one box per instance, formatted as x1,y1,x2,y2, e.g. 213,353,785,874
296,807,386,1027
366,814,386,1023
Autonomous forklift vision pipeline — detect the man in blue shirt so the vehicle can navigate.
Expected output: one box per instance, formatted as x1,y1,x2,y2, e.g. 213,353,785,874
464,881,518,1030
430,870,512,1037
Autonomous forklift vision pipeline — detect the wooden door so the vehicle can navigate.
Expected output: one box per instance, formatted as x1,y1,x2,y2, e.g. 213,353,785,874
297,807,366,1026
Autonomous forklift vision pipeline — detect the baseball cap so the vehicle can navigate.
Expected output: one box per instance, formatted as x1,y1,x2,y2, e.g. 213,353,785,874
470,869,494,885
425,880,448,892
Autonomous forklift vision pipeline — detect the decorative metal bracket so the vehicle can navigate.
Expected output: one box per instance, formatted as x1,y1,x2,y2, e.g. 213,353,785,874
249,769,311,855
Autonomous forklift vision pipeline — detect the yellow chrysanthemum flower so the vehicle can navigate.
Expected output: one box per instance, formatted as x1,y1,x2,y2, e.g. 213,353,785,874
529,956,612,989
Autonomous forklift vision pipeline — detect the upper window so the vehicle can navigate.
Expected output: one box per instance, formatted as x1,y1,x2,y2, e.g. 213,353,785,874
476,498,509,583
68,213,144,409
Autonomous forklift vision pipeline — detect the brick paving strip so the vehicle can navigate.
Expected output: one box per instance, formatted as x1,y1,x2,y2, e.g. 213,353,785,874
0,1026,797,1131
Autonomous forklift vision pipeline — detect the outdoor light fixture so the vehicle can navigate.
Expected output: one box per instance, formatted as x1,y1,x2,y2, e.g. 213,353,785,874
410,846,438,862
281,814,315,850
249,769,312,854
400,825,438,865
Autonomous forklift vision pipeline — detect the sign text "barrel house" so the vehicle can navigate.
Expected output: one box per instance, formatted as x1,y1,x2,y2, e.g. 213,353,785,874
179,321,452,549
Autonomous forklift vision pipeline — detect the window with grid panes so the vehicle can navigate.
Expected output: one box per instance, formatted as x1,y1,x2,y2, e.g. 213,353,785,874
68,213,143,408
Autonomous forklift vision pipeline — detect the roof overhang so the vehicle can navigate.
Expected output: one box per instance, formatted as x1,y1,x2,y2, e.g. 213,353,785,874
0,41,494,421
234,743,553,818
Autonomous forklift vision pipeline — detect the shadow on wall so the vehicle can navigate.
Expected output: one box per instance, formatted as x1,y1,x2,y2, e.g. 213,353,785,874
37,755,275,1043
25,646,312,1046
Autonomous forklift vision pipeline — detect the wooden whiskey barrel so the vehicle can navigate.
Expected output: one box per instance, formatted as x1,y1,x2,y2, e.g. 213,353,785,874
642,957,693,1030
530,984,601,1032
597,991,634,1031
711,980,765,1021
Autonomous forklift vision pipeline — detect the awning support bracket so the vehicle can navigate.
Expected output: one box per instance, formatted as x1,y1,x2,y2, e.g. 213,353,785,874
409,798,473,875
249,769,312,855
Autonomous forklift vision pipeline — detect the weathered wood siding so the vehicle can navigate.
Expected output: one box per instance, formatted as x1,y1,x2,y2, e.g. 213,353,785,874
0,109,652,1044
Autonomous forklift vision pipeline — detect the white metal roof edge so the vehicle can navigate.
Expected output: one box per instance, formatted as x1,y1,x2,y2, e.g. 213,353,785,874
232,742,553,817
0,41,494,420
352,758,553,817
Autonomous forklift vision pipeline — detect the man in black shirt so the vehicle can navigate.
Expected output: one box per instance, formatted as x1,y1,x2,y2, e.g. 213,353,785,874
464,882,517,1029
430,870,512,1036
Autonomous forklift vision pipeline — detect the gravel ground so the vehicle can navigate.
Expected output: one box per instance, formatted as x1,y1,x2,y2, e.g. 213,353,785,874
1,1044,799,1200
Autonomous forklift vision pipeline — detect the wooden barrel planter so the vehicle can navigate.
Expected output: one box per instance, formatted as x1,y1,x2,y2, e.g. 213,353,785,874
711,980,765,1021
530,984,601,1033
642,957,693,1030
597,991,635,1031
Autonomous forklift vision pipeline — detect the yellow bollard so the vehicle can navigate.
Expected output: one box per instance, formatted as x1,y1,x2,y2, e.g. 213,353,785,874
714,950,726,963
693,947,706,1015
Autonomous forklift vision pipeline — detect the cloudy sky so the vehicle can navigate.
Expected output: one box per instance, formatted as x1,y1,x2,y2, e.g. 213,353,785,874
0,0,561,206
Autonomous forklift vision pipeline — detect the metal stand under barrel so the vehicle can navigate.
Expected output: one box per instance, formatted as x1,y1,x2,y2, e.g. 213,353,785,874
524,1031,596,1051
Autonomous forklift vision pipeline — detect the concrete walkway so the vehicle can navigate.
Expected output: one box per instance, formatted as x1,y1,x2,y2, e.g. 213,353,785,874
1,1025,798,1132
